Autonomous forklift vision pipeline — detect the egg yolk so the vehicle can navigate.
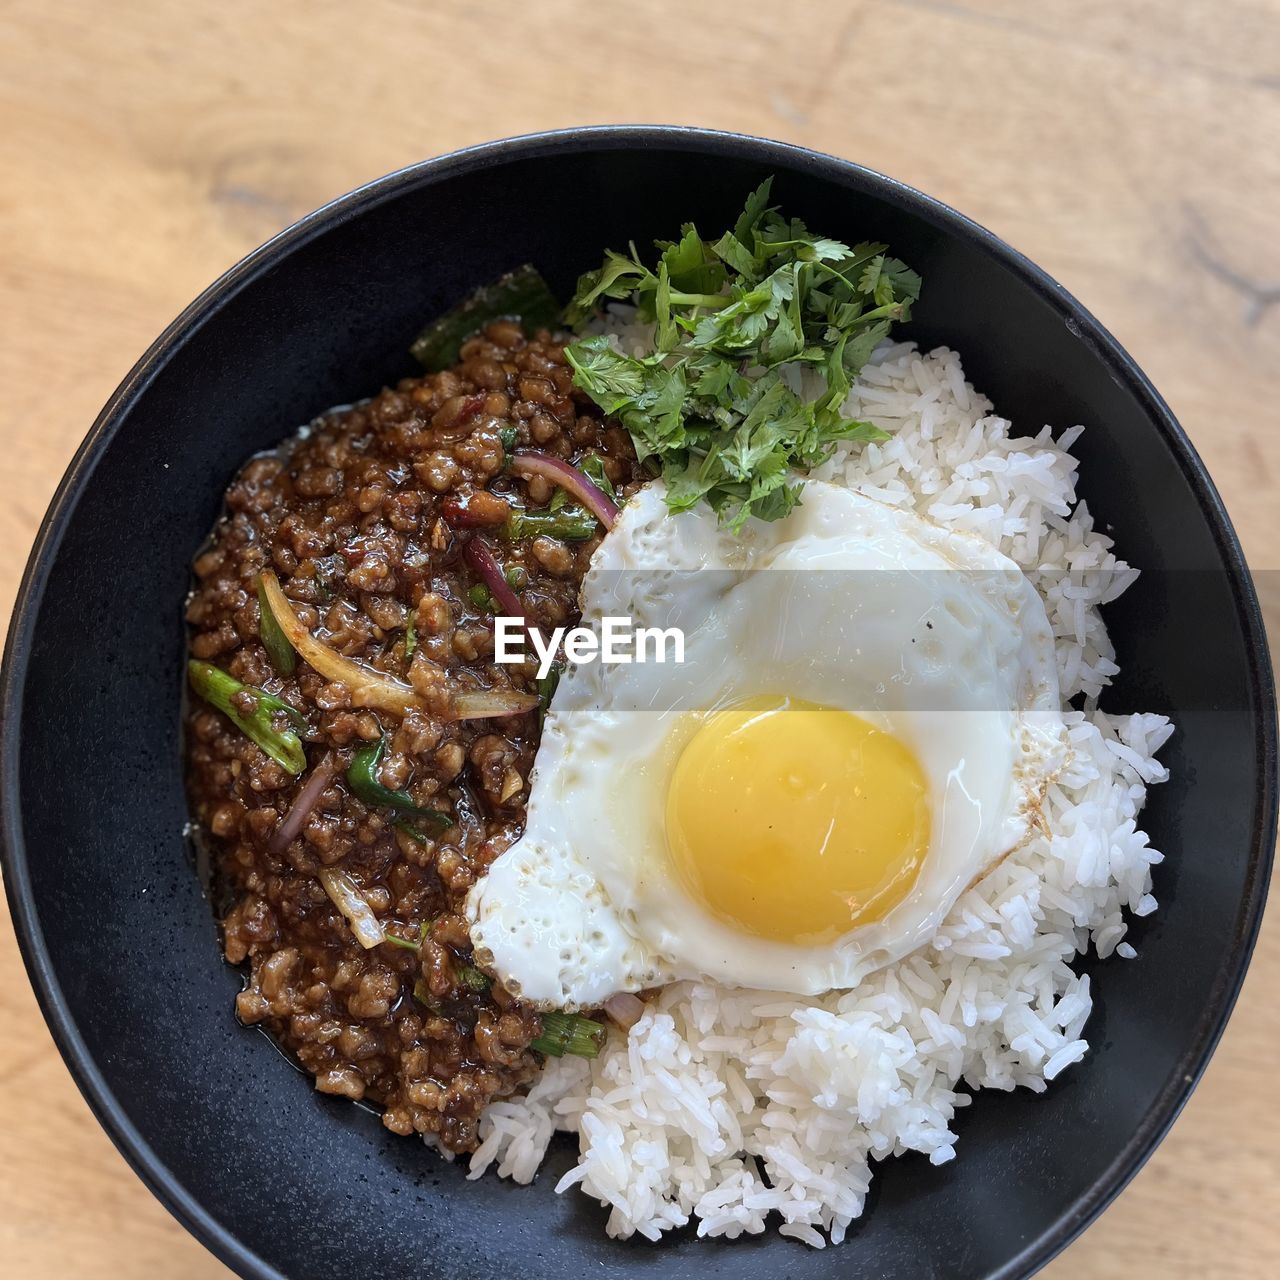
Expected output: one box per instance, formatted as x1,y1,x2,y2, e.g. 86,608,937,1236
664,696,931,946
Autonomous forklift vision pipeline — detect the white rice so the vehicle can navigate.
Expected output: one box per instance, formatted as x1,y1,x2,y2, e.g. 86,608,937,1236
461,339,1173,1246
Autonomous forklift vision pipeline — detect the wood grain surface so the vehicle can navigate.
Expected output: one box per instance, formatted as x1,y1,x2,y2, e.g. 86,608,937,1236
1,1,1277,1276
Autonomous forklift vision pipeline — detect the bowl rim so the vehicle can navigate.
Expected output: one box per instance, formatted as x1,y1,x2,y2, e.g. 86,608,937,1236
1,124,1275,1280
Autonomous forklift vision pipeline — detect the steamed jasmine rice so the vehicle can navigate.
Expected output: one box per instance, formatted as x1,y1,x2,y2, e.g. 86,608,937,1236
461,340,1171,1246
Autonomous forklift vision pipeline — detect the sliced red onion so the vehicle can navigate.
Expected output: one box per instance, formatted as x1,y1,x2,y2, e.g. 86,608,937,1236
450,688,539,720
269,753,338,855
463,537,527,623
603,991,646,1030
318,866,385,949
456,540,539,720
510,451,620,531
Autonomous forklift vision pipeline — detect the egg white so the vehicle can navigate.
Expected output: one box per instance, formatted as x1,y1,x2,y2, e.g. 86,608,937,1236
468,481,1068,1008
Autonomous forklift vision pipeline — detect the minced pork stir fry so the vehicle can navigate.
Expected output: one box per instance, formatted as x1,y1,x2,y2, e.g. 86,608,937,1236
185,316,642,1150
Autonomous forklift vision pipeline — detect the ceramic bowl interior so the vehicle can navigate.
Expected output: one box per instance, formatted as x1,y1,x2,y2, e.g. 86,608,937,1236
2,128,1274,1280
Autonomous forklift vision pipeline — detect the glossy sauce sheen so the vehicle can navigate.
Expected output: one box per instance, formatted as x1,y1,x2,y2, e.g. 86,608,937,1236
184,323,640,1150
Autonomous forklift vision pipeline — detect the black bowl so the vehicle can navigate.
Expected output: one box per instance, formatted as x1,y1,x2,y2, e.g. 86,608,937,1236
2,127,1275,1280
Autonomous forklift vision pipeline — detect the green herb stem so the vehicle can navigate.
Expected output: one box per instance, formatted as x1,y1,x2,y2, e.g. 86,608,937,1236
503,506,599,541
411,265,561,371
383,919,433,953
256,573,298,675
397,818,448,844
347,735,453,831
531,1011,607,1059
666,290,730,308
187,660,307,774
382,933,420,953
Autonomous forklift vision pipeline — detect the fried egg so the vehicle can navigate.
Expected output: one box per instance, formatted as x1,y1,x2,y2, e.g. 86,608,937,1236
467,480,1068,1007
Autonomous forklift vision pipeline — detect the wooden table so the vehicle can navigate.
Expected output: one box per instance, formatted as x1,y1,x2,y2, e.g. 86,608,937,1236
1,1,1276,1275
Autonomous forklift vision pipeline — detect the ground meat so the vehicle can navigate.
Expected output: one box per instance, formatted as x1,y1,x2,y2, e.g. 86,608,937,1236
185,324,640,1151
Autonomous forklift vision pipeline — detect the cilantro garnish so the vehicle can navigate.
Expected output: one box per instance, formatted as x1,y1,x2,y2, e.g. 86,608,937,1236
563,178,921,530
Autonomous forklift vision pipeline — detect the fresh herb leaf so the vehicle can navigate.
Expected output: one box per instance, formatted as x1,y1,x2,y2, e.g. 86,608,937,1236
710,229,758,279
456,965,491,993
563,181,917,528
658,224,726,295
562,337,653,412
733,177,775,244
859,254,922,310
503,506,598,541
578,454,616,499
535,662,562,727
563,249,656,326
